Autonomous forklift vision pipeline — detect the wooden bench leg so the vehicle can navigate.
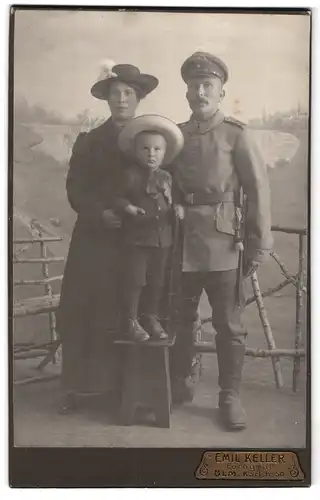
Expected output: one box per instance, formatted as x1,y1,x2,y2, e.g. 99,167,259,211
120,400,138,426
119,347,139,426
154,406,170,428
153,347,171,428
116,342,173,428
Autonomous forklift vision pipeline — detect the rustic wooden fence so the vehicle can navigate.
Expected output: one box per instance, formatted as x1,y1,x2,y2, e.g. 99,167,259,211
13,222,307,391
13,220,63,385
196,225,307,392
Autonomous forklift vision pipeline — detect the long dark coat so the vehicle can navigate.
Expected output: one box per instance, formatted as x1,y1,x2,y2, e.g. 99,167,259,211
56,118,128,394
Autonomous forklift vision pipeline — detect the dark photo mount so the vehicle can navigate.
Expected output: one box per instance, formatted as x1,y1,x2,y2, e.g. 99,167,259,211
8,5,311,487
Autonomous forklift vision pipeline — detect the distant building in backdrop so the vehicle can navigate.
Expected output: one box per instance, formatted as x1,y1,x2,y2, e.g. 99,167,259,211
249,103,309,132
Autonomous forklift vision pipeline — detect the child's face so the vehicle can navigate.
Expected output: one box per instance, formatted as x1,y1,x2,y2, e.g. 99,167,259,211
134,132,167,170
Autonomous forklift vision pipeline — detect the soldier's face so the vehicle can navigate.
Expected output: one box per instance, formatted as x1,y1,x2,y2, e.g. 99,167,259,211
134,132,167,170
107,81,140,121
186,76,223,118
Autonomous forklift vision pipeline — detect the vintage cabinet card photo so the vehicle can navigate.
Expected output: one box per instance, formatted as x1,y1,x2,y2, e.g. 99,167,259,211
9,6,311,487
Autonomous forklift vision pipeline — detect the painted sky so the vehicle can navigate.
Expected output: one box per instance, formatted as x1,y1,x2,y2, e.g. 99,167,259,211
14,10,310,123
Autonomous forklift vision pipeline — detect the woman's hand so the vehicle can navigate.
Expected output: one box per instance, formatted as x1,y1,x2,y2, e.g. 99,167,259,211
101,209,122,229
174,204,185,220
124,204,146,216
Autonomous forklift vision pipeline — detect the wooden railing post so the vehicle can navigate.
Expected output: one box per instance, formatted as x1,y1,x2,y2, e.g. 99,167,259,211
38,227,58,366
293,234,306,392
251,271,283,389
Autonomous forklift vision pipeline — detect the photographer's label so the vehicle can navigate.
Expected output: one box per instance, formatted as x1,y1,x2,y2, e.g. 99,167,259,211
196,451,304,480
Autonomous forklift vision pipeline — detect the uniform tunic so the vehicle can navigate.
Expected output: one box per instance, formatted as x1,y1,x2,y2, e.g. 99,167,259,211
173,110,273,272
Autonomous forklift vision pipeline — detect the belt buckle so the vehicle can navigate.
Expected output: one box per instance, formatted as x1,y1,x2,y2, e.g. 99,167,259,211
186,193,194,205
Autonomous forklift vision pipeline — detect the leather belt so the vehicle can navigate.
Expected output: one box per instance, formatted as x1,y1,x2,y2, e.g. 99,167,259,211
183,191,235,206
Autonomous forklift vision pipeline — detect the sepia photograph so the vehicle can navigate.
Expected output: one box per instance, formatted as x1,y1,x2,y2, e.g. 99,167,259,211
10,6,310,466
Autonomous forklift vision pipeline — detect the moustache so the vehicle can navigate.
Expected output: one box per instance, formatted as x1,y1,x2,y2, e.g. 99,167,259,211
190,98,209,105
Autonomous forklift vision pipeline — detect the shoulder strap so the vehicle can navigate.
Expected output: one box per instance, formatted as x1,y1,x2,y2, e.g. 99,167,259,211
224,116,247,129
178,120,189,130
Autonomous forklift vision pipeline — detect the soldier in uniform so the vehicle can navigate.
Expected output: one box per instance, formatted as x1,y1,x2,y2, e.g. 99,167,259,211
170,52,273,430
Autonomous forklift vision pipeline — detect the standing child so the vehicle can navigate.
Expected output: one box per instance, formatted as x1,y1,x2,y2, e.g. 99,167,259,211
114,115,184,342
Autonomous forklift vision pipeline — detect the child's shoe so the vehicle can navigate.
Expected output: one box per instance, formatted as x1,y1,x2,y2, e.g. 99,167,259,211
126,318,150,342
140,315,168,340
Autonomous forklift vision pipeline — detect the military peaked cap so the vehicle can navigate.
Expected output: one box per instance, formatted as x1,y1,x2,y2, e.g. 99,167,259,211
181,52,229,84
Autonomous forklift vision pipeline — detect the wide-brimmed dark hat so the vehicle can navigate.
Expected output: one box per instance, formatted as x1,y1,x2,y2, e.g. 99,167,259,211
91,63,159,100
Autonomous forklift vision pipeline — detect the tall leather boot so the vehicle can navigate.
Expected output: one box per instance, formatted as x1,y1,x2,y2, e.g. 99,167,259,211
215,336,247,430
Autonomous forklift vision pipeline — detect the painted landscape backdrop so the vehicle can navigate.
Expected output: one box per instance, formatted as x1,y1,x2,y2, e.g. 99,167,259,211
12,97,309,366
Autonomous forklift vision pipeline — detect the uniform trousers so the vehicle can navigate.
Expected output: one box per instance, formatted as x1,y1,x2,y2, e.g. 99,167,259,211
172,269,247,379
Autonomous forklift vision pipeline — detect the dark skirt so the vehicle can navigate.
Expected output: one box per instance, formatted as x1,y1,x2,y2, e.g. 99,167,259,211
57,221,124,394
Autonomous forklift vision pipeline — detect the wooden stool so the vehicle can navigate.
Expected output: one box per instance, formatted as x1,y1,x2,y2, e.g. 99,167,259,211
114,338,175,428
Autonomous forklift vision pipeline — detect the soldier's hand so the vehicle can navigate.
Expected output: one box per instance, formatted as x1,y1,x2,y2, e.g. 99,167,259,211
174,204,185,220
125,204,146,216
101,209,122,229
243,260,260,278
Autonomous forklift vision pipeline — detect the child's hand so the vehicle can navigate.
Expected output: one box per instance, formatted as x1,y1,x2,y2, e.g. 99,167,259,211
174,204,185,220
125,204,146,216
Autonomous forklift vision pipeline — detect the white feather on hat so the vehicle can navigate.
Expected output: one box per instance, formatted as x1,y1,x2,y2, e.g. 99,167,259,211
96,58,117,82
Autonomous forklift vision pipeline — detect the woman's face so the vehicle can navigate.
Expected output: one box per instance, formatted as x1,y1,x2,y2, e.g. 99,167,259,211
107,81,140,121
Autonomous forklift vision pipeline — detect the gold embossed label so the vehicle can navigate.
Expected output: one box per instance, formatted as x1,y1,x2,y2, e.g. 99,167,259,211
196,451,304,480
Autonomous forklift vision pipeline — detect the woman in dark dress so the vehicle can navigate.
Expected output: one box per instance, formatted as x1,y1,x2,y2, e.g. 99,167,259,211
56,63,158,412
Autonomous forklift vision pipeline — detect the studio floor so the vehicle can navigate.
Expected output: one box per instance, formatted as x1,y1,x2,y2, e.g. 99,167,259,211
12,351,306,448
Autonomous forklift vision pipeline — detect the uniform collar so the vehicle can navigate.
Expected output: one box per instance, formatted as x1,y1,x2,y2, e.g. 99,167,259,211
188,110,225,135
